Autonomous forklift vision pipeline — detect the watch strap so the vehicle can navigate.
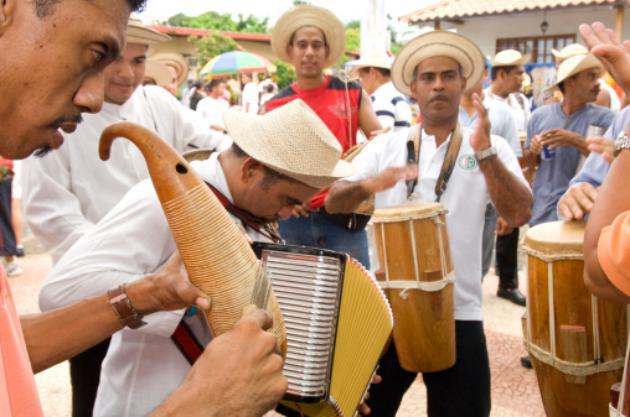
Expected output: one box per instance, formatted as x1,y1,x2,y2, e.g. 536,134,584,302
474,146,497,162
614,132,630,157
107,284,147,329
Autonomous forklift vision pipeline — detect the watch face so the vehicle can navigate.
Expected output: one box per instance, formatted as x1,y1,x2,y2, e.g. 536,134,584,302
614,132,630,156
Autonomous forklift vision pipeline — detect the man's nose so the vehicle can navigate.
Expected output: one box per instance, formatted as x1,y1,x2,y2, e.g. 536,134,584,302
73,73,105,114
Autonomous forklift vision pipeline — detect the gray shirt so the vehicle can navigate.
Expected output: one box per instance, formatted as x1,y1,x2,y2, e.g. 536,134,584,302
526,102,615,225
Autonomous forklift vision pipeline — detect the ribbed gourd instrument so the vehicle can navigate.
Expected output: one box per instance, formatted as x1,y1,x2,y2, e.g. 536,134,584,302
99,121,286,352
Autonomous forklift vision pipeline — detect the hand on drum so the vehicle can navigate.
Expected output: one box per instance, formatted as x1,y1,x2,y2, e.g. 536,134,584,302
126,251,211,315
586,136,615,163
469,93,492,152
579,22,630,97
558,182,599,220
363,165,418,194
155,309,288,417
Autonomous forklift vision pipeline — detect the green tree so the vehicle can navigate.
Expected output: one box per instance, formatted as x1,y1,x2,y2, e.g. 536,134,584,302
274,60,295,90
164,11,268,33
192,33,239,71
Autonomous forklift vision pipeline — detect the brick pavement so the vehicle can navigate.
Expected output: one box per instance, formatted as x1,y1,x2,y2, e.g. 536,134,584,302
11,251,546,417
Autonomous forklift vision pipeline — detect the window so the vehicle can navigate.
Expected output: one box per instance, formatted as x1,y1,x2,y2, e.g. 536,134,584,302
496,34,576,64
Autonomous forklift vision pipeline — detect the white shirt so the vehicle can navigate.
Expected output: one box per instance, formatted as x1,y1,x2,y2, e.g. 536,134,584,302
22,85,227,263
486,90,531,132
242,82,259,114
345,127,529,320
40,152,271,417
370,81,412,132
196,96,230,129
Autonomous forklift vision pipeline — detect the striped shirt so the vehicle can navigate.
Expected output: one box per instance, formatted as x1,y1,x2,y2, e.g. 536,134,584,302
370,81,412,132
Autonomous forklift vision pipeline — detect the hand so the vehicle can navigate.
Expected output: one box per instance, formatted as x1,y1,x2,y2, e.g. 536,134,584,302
155,309,287,417
540,129,582,150
579,22,630,97
126,251,210,315
290,202,310,218
363,165,418,194
558,182,599,220
528,134,544,155
587,136,615,163
469,93,492,152
495,216,514,236
357,373,382,416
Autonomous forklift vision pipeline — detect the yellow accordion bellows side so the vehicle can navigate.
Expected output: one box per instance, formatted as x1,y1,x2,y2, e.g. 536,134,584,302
98,121,286,349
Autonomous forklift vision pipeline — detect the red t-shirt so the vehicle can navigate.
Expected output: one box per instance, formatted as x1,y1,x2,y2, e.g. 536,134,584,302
264,75,362,209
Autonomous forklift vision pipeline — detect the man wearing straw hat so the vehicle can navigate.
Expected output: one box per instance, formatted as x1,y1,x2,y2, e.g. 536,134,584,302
523,52,614,227
0,1,289,417
22,18,226,416
352,54,412,132
486,49,531,132
326,30,533,417
151,51,189,97
264,4,381,269
40,99,359,417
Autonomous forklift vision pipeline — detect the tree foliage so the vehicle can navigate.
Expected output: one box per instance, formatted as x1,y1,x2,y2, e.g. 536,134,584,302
164,11,268,33
192,34,239,70
274,60,295,90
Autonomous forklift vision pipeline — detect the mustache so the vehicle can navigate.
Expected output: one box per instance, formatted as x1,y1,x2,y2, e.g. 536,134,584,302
429,93,450,102
51,113,83,126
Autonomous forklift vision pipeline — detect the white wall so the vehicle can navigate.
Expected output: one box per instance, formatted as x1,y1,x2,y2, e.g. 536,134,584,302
428,5,630,59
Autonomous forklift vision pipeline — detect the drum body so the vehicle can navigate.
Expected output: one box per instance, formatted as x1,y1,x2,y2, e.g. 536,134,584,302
372,203,456,373
523,221,627,417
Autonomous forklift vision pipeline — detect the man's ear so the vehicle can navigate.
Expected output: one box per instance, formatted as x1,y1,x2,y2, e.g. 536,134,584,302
240,157,263,183
0,0,15,36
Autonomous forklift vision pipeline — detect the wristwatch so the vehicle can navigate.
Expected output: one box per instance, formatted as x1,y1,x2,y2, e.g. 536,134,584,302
614,131,630,158
107,284,147,329
474,146,497,162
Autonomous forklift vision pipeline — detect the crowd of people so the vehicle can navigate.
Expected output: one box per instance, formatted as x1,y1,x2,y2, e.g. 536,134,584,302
2,1,630,417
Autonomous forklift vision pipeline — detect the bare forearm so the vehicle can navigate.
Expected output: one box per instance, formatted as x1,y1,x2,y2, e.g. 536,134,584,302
479,156,532,226
22,294,122,373
325,181,372,214
573,136,590,156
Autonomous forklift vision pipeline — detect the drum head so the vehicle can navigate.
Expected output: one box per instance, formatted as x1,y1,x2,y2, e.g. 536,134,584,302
523,220,585,259
372,203,445,223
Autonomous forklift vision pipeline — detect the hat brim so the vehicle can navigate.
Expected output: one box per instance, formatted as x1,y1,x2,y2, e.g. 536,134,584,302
151,53,189,86
271,5,345,68
127,22,170,45
391,31,485,97
144,60,172,87
491,53,530,67
223,108,355,189
547,53,603,91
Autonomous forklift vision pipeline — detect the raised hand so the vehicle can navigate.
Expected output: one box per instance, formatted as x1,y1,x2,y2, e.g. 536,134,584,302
469,93,492,152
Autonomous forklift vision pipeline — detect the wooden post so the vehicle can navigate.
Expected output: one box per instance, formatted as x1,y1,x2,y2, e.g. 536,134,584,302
434,18,441,30
615,2,625,40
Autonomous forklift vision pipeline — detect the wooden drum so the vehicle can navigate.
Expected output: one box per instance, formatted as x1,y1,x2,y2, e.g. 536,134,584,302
523,221,628,417
372,203,456,373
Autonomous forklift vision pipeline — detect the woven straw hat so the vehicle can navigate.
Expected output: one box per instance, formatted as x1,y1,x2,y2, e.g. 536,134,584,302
127,18,170,45
144,59,172,87
271,5,345,68
551,43,588,64
350,53,394,71
391,30,485,97
151,52,189,86
491,49,530,67
548,53,603,90
223,99,355,188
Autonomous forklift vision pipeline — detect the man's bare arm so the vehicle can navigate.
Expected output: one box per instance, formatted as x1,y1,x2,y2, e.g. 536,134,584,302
358,91,383,138
22,252,209,373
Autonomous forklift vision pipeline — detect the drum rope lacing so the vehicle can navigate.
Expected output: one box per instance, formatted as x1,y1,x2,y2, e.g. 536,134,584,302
524,254,627,377
379,217,455,298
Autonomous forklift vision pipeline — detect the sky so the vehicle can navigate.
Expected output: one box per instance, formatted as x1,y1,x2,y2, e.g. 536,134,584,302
136,0,439,27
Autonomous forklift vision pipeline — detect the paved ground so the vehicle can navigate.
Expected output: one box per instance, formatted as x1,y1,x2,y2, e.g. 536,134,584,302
10,239,545,417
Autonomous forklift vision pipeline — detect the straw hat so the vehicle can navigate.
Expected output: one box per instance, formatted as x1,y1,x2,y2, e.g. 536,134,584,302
127,18,170,45
548,53,603,90
143,59,172,87
391,30,485,97
491,49,530,67
271,5,345,68
151,52,189,86
551,43,588,64
223,99,355,188
350,54,394,71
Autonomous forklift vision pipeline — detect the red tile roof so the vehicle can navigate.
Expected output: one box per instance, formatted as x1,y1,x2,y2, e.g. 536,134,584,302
151,25,271,42
400,0,624,23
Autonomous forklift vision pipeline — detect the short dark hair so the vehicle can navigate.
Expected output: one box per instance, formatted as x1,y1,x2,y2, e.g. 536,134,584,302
411,62,464,82
288,26,329,48
491,65,517,81
230,143,295,188
359,67,391,78
35,0,146,18
558,81,565,94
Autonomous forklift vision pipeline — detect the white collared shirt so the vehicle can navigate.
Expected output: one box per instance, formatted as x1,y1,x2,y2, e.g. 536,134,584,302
486,90,531,132
40,153,270,417
345,126,529,320
22,85,229,263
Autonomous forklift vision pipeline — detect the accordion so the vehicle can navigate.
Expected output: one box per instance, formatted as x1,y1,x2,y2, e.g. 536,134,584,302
252,243,393,417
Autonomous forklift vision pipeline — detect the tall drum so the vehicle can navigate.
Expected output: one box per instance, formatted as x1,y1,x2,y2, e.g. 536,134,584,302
523,221,628,417
372,203,456,373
